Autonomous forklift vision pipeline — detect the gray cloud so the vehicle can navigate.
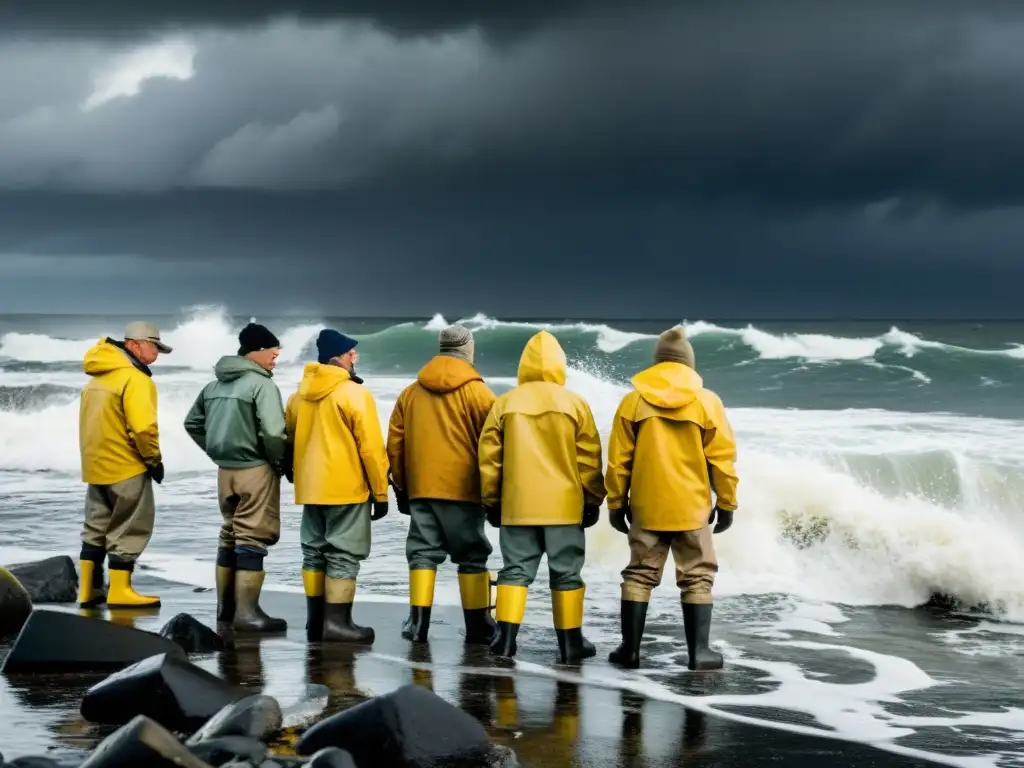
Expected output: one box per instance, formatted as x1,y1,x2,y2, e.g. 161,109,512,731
2,2,1024,210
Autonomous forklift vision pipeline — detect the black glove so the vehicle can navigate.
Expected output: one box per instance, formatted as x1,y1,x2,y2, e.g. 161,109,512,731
709,506,734,534
609,505,630,535
146,462,165,485
284,465,294,484
581,504,600,529
395,489,410,516
372,501,389,521
485,505,501,529
281,448,294,484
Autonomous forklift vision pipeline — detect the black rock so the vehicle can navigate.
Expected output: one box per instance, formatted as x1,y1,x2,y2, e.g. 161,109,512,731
188,735,268,766
307,747,357,767
273,758,310,767
5,556,78,603
81,652,244,733
79,714,215,767
160,613,226,654
0,567,33,639
295,683,493,766
2,609,186,673
7,757,62,767
187,694,283,743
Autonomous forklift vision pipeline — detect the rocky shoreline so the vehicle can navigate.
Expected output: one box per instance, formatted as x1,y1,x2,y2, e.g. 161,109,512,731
0,558,950,767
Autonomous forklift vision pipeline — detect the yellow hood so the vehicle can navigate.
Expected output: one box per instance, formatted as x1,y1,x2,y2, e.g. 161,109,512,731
297,362,352,401
417,355,483,394
631,362,703,409
517,331,566,385
83,338,146,377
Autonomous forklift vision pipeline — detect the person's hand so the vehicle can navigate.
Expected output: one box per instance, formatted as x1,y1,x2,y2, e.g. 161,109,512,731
485,505,501,529
609,505,630,535
372,501,389,521
581,504,600,529
396,489,410,516
147,462,165,485
708,506,734,534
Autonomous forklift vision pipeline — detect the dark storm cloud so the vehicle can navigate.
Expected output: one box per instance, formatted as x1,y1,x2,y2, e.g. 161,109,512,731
0,0,662,41
4,1,1024,210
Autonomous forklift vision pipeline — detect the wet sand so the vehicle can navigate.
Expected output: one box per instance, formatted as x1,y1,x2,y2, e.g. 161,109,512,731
0,572,945,767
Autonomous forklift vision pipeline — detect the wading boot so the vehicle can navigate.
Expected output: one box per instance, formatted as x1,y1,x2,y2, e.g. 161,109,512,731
401,569,435,643
304,569,326,642
233,567,286,634
459,571,497,644
215,548,236,624
78,547,107,608
323,577,374,644
682,603,723,670
106,557,160,609
489,585,527,658
552,587,596,664
608,600,648,669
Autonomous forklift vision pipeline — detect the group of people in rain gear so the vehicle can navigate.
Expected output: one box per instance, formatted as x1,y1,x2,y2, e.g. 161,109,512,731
76,318,738,671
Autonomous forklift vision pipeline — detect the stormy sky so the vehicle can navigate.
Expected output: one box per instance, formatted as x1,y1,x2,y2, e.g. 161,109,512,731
1,1,1022,318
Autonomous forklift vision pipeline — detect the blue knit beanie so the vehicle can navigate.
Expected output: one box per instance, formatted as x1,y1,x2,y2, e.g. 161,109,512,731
317,329,357,363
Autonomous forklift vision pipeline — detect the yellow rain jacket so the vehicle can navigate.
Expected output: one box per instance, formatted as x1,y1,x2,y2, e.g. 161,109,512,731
387,355,496,503
478,331,605,526
285,363,389,506
605,362,738,531
79,338,162,485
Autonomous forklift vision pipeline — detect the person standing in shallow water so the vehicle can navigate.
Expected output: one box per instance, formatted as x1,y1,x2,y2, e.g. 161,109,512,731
387,324,497,644
479,330,606,663
286,329,390,644
78,321,171,609
604,326,739,671
183,322,289,634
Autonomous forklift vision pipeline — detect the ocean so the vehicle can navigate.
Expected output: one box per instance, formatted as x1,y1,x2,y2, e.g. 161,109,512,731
2,307,1024,766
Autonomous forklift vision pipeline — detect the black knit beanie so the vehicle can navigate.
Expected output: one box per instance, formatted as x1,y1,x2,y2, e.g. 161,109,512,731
238,323,281,356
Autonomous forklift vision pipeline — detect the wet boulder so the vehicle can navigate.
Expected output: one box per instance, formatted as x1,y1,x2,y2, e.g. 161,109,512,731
81,652,244,733
187,735,268,766
306,748,358,767
0,567,33,639
79,714,215,767
2,610,185,674
160,613,226,654
187,694,283,743
6,758,64,767
295,683,493,766
5,556,78,603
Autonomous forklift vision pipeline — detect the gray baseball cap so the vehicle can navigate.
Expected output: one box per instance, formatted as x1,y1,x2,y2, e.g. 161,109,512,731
124,321,173,353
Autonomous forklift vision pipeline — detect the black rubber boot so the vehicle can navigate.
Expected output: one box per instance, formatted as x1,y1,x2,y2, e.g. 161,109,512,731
323,602,375,644
215,548,236,624
401,606,431,643
306,595,325,642
609,600,648,669
232,566,286,634
555,628,596,664
682,603,723,670
488,621,520,658
463,608,497,645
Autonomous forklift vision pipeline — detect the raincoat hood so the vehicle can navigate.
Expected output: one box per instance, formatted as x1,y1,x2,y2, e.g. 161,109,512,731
214,355,272,383
417,355,483,394
297,362,352,401
516,331,566,386
631,362,704,410
83,337,152,378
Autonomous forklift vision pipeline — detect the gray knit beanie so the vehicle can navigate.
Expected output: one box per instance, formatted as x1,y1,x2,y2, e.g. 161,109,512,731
439,324,475,364
653,326,695,368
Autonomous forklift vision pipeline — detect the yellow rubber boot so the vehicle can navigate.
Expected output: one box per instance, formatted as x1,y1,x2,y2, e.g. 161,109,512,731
303,569,326,642
489,585,527,658
552,586,595,664
401,569,436,643
107,567,160,609
458,571,497,644
77,559,106,608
